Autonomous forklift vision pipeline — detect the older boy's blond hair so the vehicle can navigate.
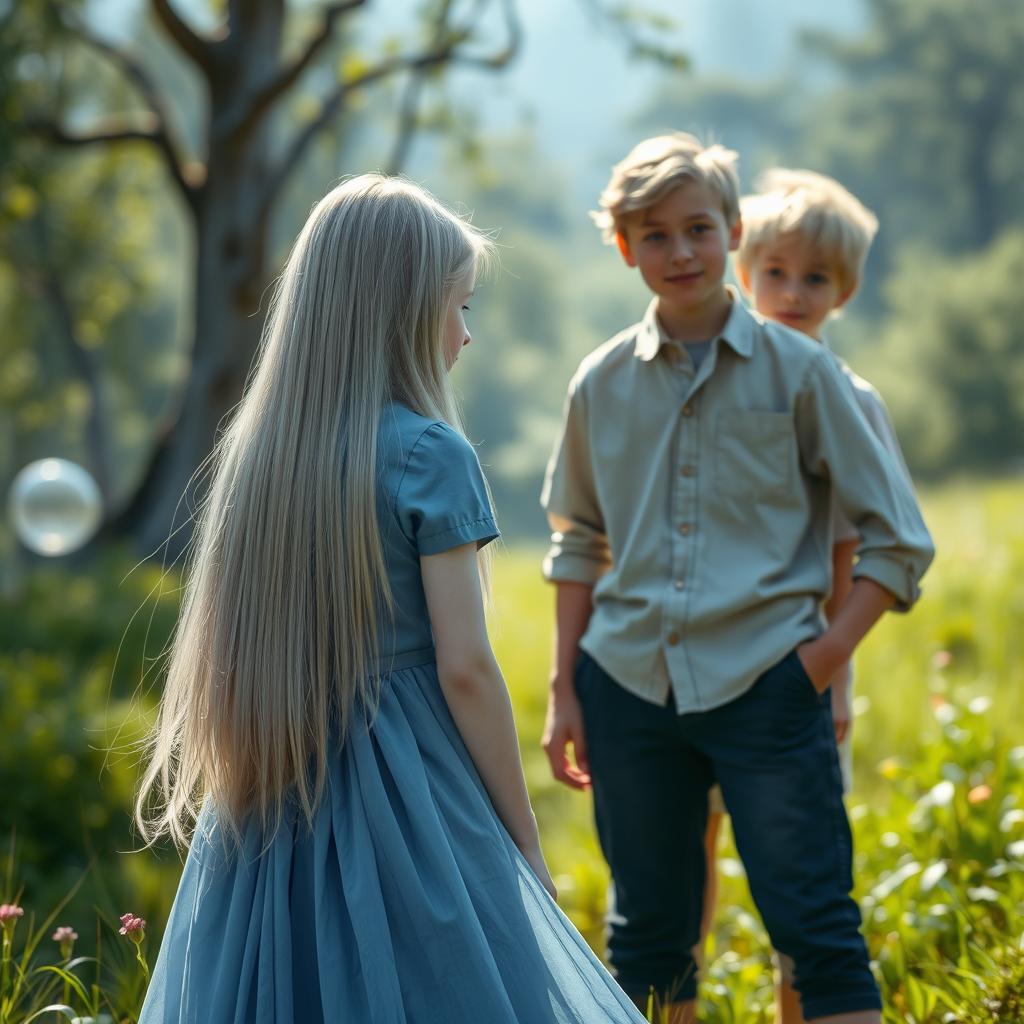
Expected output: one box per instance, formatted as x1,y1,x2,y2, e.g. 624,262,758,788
592,132,740,244
736,169,879,292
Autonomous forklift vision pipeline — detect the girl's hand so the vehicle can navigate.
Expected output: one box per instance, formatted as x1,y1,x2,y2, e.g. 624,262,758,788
520,842,558,902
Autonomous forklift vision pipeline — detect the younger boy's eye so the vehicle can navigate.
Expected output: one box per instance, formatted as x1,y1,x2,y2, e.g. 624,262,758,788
806,273,829,286
766,267,784,278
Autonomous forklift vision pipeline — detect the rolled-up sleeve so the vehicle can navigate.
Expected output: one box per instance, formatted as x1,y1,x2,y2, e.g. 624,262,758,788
796,350,935,610
540,375,613,585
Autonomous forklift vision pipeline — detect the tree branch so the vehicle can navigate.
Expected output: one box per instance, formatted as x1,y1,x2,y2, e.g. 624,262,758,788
384,72,427,176
262,0,521,218
43,20,203,209
223,0,368,141
259,48,450,218
27,114,161,146
149,0,218,77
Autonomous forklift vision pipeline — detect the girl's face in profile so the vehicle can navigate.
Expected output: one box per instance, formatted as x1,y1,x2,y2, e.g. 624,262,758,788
444,268,476,370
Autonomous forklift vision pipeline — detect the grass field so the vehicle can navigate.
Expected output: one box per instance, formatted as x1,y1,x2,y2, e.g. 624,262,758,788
490,480,1024,1022
2,481,1021,1023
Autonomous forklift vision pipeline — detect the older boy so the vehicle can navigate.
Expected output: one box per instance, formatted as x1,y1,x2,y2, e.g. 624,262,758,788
540,134,934,1024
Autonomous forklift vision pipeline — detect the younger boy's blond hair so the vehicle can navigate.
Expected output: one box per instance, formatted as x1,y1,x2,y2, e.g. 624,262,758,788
736,169,879,293
592,132,740,244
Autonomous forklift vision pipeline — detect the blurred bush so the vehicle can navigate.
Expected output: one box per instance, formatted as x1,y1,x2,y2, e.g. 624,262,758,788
0,549,182,948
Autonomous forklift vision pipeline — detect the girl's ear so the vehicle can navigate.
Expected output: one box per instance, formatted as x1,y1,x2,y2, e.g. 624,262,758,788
616,231,638,268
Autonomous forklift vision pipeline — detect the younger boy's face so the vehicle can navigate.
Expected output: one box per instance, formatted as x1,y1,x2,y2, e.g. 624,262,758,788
742,236,852,340
617,180,740,319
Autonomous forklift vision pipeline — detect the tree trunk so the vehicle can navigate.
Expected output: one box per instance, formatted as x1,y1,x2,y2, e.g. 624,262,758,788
107,5,283,559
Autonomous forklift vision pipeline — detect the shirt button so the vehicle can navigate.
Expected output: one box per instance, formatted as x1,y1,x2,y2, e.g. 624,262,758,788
666,632,680,646
682,405,693,417
674,579,685,590
678,523,690,535
680,464,695,477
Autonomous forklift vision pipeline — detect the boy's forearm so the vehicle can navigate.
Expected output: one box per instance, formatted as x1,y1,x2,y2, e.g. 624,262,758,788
825,539,859,624
821,577,896,660
551,581,594,691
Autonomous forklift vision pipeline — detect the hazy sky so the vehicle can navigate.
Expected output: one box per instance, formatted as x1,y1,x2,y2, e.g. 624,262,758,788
92,0,864,199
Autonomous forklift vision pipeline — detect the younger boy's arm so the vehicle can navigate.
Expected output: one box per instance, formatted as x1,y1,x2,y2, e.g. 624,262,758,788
826,538,858,741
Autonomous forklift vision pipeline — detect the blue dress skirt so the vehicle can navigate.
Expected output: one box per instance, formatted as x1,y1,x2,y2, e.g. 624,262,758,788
139,407,646,1023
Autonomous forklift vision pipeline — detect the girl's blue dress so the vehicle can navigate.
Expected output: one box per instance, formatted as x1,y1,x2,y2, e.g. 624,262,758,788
140,404,646,1023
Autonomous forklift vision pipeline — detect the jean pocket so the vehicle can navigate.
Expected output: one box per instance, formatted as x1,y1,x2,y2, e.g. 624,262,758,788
785,647,823,701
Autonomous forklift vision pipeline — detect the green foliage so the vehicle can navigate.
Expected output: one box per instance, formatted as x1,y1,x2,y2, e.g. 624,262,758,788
802,0,1024,256
0,6,188,508
0,551,182,950
2,482,1022,1017
0,846,150,1024
857,231,1024,479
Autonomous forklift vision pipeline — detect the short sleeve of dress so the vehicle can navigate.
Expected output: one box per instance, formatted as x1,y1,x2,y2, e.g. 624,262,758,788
396,421,500,555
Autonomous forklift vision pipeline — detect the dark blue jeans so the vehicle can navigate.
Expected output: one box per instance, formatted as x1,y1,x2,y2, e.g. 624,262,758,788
575,648,881,1019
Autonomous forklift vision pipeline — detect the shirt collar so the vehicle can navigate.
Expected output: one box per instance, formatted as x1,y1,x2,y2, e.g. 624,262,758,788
633,286,755,362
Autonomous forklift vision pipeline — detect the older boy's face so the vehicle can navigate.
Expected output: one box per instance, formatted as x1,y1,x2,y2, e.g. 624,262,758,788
618,181,740,317
744,236,851,340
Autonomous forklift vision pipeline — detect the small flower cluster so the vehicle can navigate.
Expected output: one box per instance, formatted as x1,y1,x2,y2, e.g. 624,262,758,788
119,913,147,943
53,924,79,958
0,904,24,929
119,912,150,982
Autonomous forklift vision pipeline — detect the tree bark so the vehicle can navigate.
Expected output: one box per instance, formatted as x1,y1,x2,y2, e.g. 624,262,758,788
106,2,284,558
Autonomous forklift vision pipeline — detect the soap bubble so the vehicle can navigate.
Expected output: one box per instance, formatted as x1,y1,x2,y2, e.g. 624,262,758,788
8,458,103,556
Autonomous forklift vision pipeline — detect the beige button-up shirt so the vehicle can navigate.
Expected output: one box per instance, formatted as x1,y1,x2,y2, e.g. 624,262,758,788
541,295,935,713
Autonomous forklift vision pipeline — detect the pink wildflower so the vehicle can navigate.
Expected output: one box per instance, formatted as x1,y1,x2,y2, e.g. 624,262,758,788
968,784,993,805
53,925,78,958
931,650,953,670
0,904,24,929
119,913,147,943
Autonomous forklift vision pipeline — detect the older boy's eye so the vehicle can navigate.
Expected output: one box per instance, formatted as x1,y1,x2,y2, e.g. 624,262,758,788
642,231,665,242
690,223,710,235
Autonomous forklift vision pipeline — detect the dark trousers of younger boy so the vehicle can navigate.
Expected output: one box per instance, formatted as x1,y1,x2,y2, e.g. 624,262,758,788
576,647,882,1020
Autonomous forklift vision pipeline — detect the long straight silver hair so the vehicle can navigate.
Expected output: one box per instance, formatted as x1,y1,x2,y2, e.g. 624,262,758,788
136,175,494,849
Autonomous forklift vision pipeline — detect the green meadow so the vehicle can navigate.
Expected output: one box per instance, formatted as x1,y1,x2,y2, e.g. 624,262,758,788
1,480,1021,1022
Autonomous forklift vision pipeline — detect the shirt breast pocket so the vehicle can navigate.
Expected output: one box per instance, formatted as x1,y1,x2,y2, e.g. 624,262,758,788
714,410,794,501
